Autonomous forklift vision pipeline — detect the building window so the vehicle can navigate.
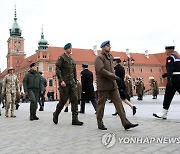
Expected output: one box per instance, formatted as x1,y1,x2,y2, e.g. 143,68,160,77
150,68,153,72
48,65,53,72
49,79,53,87
159,68,162,72
140,68,143,72
126,67,128,72
16,59,20,63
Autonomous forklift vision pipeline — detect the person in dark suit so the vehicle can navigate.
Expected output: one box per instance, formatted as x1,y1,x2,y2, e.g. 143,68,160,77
112,57,137,116
79,64,97,113
38,71,47,111
153,46,180,119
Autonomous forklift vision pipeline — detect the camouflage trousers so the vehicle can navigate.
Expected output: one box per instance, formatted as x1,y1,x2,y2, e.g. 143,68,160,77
5,92,16,113
54,84,78,121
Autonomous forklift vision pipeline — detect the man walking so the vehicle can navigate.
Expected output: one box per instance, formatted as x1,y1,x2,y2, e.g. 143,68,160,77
38,71,47,111
53,43,83,126
79,63,97,114
153,46,180,119
23,63,43,121
2,67,20,117
94,40,138,130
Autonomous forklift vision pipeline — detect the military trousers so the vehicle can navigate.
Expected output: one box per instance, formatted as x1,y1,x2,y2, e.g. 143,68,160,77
80,98,97,113
163,76,180,110
28,90,39,115
5,92,16,113
55,84,78,120
97,89,130,127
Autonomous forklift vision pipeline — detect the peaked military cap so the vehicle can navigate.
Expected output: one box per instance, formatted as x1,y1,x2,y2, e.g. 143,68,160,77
113,57,121,63
8,67,14,71
165,46,175,50
113,57,121,61
64,43,72,50
30,63,36,68
82,63,88,68
100,40,110,48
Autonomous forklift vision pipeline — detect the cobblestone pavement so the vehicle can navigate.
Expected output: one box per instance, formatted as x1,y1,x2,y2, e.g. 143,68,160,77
0,95,180,154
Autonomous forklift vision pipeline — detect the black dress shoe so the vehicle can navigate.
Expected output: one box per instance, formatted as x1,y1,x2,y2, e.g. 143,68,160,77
132,106,137,115
53,112,58,124
124,123,139,130
112,112,118,116
98,125,107,130
72,120,83,126
78,111,85,114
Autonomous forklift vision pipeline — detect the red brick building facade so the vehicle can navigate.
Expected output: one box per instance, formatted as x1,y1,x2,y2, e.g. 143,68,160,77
0,8,169,99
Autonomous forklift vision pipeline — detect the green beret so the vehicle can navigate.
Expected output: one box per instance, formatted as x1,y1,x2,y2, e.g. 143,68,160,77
64,43,72,50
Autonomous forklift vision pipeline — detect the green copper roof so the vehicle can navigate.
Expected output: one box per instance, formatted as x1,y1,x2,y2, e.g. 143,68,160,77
9,5,22,37
38,26,48,46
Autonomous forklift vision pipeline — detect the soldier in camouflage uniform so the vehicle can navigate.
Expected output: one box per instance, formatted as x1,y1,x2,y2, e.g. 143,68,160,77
53,43,83,126
1,67,20,117
135,77,144,100
23,63,43,121
149,77,159,99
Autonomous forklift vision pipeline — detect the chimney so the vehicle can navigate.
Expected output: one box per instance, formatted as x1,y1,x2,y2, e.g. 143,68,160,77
93,45,98,56
145,50,149,58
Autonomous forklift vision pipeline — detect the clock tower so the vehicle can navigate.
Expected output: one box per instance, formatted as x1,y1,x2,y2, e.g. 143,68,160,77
7,5,26,68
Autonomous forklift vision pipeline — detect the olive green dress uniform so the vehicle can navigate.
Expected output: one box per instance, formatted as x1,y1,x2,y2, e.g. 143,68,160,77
94,40,138,130
23,69,43,120
53,43,83,125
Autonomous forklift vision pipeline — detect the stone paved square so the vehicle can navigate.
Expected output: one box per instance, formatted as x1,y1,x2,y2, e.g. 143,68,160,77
0,95,180,154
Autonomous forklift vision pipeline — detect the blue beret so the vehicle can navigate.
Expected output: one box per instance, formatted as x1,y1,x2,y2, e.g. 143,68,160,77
100,40,110,48
82,63,88,68
64,43,72,50
165,46,175,50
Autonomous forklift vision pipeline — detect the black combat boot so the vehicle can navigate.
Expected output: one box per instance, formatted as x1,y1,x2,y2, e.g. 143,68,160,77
72,116,83,126
33,114,39,120
53,112,59,124
30,114,34,121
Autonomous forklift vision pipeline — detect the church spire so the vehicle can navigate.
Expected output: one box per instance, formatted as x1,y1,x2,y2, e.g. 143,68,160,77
9,4,22,37
38,25,48,50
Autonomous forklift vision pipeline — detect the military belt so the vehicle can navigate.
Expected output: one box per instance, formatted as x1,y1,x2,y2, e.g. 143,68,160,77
173,72,180,75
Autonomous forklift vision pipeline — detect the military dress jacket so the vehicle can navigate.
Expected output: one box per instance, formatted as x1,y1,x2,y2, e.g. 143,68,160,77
56,53,77,85
94,51,117,91
2,74,20,93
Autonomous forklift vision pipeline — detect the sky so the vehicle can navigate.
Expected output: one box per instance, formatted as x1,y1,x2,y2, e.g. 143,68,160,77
0,0,180,71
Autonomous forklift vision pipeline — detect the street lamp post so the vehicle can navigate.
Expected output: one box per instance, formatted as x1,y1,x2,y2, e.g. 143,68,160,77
53,74,58,100
123,49,135,76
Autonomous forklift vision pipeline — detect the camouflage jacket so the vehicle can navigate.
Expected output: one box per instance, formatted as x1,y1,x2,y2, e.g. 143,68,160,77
2,74,20,93
56,53,77,85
